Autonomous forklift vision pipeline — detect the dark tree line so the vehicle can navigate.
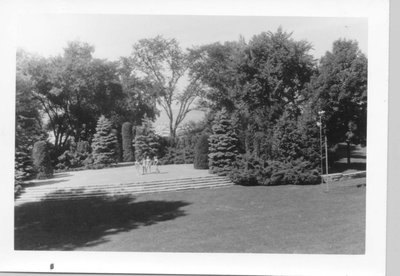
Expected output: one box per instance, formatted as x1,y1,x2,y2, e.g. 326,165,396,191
15,29,367,187
188,29,367,184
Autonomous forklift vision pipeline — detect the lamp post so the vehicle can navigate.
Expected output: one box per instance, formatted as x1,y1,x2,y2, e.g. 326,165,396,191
317,110,329,191
316,121,323,182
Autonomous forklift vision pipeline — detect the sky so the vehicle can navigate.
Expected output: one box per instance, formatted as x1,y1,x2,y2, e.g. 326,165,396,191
16,14,368,131
17,14,367,60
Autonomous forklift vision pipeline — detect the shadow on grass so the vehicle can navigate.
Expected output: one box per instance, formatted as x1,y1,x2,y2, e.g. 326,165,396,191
15,190,190,251
16,179,71,200
22,178,70,188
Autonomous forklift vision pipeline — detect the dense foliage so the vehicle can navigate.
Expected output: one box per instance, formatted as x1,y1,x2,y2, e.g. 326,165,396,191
15,30,367,188
92,116,118,165
208,110,239,175
56,140,92,170
122,122,134,162
15,50,49,191
189,30,368,185
32,141,53,179
229,155,320,186
134,118,161,160
194,133,209,169
129,36,204,141
160,135,197,165
310,39,367,164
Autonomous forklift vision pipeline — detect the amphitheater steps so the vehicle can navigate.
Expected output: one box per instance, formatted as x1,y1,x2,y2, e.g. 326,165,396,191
15,175,233,205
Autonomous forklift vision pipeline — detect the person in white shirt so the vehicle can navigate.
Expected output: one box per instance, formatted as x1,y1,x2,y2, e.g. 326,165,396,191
153,156,160,173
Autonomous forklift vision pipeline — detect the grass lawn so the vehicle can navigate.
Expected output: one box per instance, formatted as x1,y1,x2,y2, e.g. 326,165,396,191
15,180,365,254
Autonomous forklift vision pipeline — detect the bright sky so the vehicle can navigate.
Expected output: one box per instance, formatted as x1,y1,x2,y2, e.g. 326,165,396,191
16,14,368,130
16,14,367,61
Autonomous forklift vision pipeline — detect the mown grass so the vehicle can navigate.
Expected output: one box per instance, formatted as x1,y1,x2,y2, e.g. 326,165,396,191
16,179,365,254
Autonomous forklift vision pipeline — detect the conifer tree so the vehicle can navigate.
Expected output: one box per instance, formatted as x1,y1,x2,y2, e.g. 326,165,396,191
134,117,160,160
194,133,209,169
122,122,134,162
208,110,239,175
92,115,118,165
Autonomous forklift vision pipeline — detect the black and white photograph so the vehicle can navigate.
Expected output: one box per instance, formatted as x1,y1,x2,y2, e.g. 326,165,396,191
0,0,389,275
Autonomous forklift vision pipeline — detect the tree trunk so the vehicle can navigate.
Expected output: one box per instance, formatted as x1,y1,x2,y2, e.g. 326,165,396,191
346,141,351,165
169,124,177,146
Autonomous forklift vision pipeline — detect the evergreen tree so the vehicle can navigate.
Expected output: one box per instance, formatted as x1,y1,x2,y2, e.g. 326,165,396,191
194,133,209,169
92,115,118,165
208,110,239,175
134,117,160,160
15,49,48,185
32,141,53,179
122,122,134,162
270,108,320,168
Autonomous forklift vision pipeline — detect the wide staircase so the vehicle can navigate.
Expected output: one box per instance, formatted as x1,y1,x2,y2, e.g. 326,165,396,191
15,175,233,205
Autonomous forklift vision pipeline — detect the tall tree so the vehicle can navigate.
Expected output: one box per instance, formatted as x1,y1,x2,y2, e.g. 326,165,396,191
312,39,368,164
121,122,134,162
92,115,118,165
129,36,204,141
208,110,239,175
118,57,159,125
134,117,160,160
15,50,48,182
189,29,316,159
25,41,130,154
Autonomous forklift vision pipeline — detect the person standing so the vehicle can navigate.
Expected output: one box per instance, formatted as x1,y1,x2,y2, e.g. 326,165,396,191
142,157,147,174
146,156,151,173
153,156,160,173
134,160,141,174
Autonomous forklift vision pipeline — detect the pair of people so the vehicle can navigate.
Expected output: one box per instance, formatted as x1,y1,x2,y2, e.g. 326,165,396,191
135,156,160,175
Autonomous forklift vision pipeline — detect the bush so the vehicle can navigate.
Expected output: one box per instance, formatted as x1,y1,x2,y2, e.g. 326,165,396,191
270,111,320,167
194,133,209,169
15,150,35,181
32,141,53,179
56,140,91,170
229,155,321,186
122,122,134,162
92,115,118,165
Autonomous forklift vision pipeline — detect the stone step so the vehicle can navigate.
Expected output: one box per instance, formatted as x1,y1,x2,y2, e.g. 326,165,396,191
21,181,232,196
19,178,232,195
17,179,232,198
15,176,234,204
15,183,232,204
22,175,228,192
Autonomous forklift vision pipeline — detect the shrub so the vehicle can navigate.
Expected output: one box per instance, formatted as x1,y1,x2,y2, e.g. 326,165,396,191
270,111,320,167
92,115,118,165
32,141,53,179
15,150,35,181
56,140,91,170
194,133,209,169
122,122,134,162
229,155,321,186
208,110,239,175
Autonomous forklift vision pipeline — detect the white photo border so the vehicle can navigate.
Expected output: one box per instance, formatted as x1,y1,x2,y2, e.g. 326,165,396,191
0,0,389,275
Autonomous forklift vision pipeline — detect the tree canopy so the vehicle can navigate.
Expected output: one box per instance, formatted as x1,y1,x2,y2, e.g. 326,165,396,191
15,31,368,184
22,41,156,155
129,36,204,141
311,39,367,163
